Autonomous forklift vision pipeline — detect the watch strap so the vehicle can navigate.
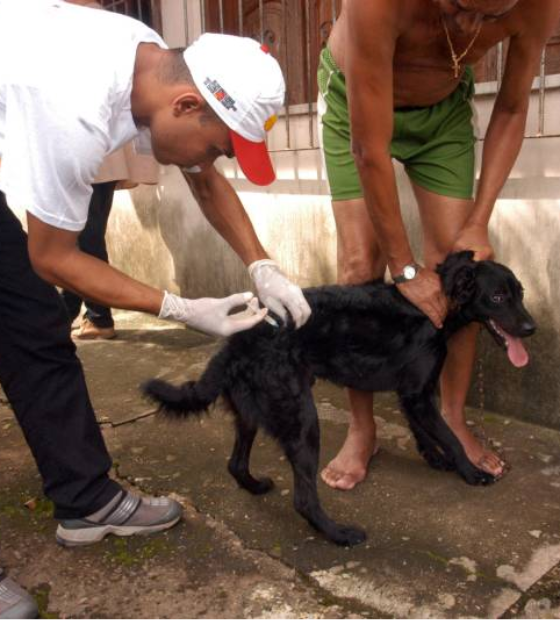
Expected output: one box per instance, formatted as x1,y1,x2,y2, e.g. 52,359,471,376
392,263,420,284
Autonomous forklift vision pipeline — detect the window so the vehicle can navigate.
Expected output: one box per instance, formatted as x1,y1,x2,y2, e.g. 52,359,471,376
201,0,341,106
202,1,560,103
100,0,162,33
473,17,560,82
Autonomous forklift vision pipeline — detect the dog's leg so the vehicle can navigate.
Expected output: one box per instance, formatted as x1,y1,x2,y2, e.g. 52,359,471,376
225,396,275,495
399,391,496,485
281,392,367,547
406,415,455,472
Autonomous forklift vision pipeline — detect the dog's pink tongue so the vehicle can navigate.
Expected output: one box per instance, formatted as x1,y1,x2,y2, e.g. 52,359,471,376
504,332,529,367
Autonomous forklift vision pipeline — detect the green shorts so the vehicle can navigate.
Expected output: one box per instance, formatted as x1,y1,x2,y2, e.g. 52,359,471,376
317,47,477,201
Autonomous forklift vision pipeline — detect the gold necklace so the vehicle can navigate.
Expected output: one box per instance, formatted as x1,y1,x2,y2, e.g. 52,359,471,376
441,16,482,79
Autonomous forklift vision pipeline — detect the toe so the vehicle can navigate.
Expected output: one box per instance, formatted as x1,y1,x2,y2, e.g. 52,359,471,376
477,452,505,476
334,474,360,491
321,466,341,489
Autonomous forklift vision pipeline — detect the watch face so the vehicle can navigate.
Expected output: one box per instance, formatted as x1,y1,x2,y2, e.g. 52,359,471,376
403,265,417,280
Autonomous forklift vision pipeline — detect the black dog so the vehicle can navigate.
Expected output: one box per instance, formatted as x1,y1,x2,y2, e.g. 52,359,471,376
143,252,535,546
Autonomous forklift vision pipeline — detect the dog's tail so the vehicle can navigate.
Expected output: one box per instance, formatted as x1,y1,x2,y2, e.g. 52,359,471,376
142,347,230,419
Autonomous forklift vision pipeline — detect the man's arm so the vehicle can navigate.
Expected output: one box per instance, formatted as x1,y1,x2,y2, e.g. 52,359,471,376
27,213,164,313
345,2,408,273
27,213,267,336
182,165,268,266
183,165,312,327
345,1,447,327
455,0,560,257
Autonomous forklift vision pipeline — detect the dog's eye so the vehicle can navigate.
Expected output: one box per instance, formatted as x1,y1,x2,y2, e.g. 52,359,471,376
491,293,506,304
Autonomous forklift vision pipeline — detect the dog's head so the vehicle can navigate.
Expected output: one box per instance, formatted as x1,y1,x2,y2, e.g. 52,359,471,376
437,251,536,368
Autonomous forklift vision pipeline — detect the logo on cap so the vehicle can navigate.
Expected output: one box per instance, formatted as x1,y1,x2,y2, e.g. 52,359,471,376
204,77,237,112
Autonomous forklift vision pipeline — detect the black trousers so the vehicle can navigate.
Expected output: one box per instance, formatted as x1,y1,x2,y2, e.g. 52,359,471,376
61,181,116,329
0,192,120,519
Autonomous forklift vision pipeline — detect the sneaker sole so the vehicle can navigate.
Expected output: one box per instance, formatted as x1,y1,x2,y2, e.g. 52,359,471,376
55,515,181,547
73,333,117,341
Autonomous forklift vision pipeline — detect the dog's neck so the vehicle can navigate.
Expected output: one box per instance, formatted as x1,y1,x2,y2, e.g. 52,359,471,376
443,304,473,338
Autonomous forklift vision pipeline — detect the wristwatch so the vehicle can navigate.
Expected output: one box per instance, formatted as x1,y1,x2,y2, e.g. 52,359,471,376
393,263,420,284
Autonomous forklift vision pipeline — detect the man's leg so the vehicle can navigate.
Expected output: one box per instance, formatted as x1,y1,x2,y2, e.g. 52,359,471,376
60,182,117,331
412,182,504,476
0,193,121,518
76,181,116,332
60,287,83,325
320,198,386,490
0,193,182,544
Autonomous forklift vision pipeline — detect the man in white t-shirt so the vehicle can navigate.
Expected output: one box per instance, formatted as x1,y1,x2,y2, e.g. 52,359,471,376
0,0,311,581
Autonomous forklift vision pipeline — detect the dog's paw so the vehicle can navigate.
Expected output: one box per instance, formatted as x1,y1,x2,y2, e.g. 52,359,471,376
328,525,367,547
420,448,455,472
459,464,497,486
237,476,275,495
250,477,275,495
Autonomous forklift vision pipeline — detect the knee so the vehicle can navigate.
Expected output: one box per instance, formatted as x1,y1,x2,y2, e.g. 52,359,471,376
424,246,451,272
338,249,386,285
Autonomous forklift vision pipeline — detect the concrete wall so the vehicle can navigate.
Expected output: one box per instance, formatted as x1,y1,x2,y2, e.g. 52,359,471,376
468,87,560,427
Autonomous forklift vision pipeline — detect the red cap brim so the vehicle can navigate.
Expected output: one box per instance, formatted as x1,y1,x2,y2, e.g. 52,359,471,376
230,130,275,186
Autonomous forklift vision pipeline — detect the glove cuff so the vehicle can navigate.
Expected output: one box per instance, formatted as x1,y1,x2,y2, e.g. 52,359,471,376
158,290,170,320
158,290,192,323
248,259,278,279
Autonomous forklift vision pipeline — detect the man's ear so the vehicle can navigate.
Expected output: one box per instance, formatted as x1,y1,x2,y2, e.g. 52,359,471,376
437,251,477,305
172,92,205,117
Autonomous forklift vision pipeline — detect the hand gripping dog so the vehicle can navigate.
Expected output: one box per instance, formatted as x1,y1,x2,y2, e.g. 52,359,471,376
143,252,535,547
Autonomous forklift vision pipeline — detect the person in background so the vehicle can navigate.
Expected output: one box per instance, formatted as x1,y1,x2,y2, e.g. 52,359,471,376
60,147,160,341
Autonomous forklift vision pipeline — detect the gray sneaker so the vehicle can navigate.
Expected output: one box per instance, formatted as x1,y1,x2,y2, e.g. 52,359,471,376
56,490,183,547
0,570,38,620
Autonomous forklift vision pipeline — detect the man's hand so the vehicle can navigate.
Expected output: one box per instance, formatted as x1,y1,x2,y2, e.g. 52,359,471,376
158,291,268,337
248,260,311,329
395,268,448,329
453,222,494,261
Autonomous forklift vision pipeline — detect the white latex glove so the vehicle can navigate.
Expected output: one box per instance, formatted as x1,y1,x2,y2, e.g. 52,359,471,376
158,291,267,337
248,259,311,329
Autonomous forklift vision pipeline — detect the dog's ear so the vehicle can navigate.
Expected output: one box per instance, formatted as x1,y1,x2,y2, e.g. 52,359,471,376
436,251,477,305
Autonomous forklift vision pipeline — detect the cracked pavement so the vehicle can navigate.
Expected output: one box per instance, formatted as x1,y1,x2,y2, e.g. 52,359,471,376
1,313,560,618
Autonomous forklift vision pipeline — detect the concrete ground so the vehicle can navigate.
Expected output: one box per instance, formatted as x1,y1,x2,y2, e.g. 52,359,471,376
1,313,560,619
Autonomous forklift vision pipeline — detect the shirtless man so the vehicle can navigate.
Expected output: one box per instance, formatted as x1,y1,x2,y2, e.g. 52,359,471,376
318,0,560,489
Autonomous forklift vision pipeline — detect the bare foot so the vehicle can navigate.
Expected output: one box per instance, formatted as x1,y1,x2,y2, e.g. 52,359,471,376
321,423,379,491
446,418,505,477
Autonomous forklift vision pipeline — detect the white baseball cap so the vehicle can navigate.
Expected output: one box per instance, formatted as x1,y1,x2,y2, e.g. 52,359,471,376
184,33,285,186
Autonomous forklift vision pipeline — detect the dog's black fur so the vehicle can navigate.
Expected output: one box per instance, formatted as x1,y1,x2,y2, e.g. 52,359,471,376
143,252,535,546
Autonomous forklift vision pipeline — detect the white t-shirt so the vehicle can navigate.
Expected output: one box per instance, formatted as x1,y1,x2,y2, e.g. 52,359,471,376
0,0,166,231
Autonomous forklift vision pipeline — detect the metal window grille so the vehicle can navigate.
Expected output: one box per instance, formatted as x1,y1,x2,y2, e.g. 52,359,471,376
186,2,560,148
192,0,343,152
106,0,560,151
101,0,161,31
